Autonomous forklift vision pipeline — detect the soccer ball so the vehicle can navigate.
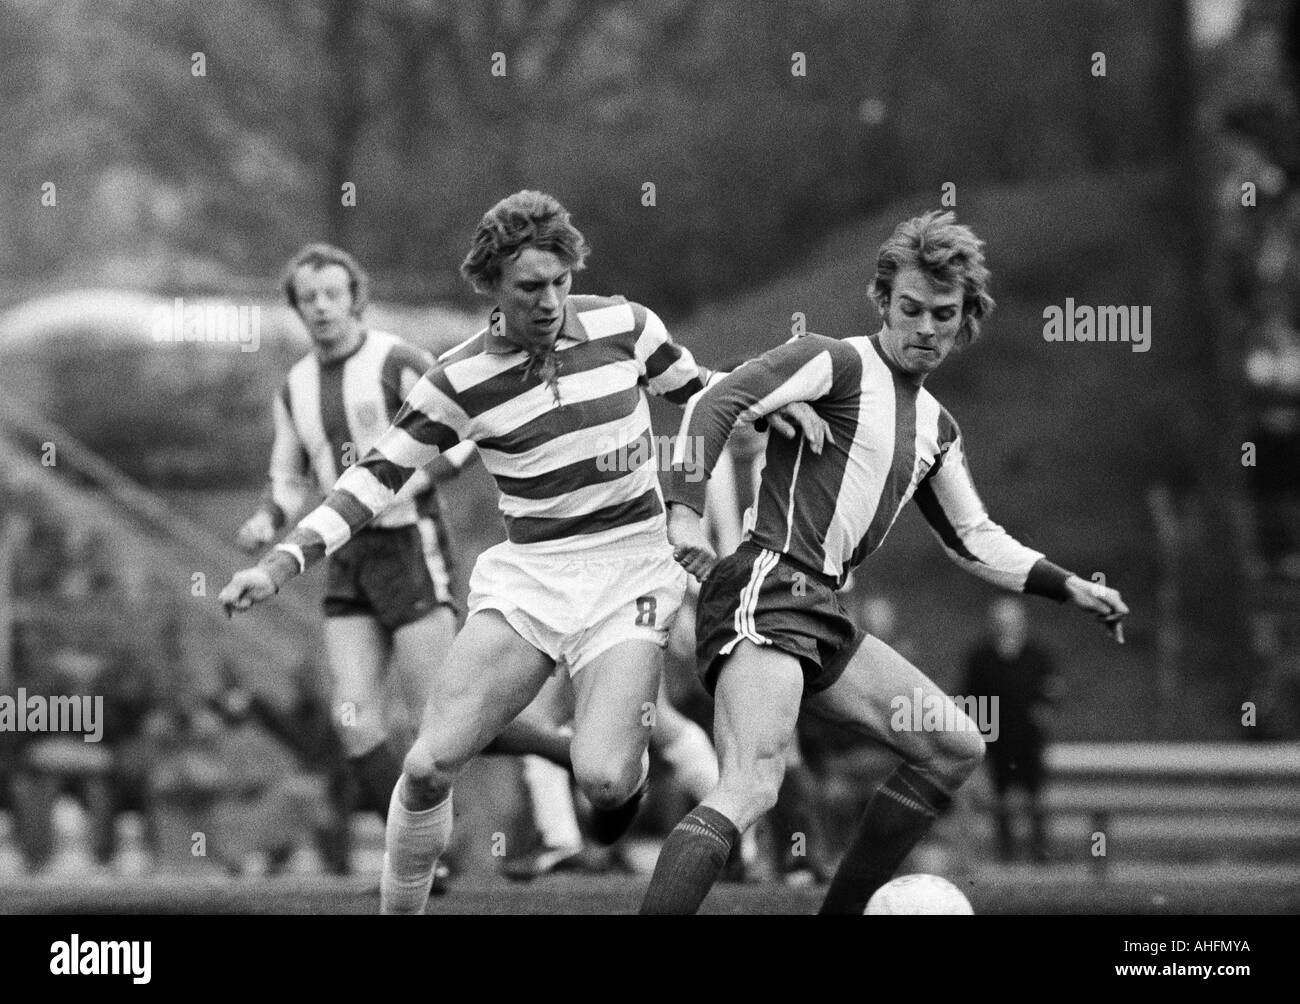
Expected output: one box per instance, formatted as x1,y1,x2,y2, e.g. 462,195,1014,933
864,874,974,915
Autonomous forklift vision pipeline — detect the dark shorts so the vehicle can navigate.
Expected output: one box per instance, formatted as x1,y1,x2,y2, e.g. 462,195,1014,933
324,520,457,631
694,543,866,696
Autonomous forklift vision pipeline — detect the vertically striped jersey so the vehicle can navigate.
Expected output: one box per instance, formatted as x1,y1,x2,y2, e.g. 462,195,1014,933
667,331,1072,599
274,295,711,573
268,329,440,530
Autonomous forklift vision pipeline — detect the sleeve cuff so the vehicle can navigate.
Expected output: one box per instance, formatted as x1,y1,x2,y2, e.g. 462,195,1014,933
260,546,303,588
664,474,707,516
1024,558,1074,603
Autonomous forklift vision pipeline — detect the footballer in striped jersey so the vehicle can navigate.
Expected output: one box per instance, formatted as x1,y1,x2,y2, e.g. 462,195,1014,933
220,192,828,914
641,210,1129,914
234,244,473,836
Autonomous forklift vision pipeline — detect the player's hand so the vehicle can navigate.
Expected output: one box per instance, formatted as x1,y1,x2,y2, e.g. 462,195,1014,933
767,401,834,455
1064,575,1129,644
667,503,717,583
235,510,276,554
219,566,278,617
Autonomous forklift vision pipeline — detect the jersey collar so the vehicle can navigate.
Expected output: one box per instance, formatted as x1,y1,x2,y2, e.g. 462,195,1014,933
869,326,925,388
317,328,368,367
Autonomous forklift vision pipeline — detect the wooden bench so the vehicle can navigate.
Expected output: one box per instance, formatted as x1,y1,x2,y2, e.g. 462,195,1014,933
978,742,1300,877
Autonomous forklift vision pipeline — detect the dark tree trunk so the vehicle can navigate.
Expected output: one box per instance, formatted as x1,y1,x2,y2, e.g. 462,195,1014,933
323,0,365,249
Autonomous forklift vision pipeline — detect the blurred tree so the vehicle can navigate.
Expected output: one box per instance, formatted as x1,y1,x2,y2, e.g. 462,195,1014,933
0,0,1191,311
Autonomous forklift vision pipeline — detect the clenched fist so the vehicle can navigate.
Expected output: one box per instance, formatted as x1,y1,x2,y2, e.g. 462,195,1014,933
236,510,276,554
668,503,717,583
219,566,278,617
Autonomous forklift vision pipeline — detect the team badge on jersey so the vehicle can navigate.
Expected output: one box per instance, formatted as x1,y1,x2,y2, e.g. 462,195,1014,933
354,401,380,432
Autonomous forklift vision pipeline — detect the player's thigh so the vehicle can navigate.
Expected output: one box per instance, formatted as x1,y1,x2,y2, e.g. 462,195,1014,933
517,665,574,729
322,616,387,708
410,609,554,769
711,641,804,780
802,634,984,767
389,605,458,718
570,639,661,774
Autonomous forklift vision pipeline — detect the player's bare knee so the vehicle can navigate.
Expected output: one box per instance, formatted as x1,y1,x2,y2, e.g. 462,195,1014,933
929,725,985,786
574,758,641,810
400,746,455,808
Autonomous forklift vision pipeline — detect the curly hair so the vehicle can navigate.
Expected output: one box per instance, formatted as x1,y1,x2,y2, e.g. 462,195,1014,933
869,210,995,345
281,243,370,316
460,190,591,292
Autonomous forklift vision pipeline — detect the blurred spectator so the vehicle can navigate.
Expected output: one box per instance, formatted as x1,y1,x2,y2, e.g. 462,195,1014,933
96,651,161,862
226,660,354,875
55,526,118,600
7,642,115,872
148,681,331,876
858,594,920,665
1213,4,1300,586
960,597,1061,863
1246,613,1300,739
1245,402,1300,577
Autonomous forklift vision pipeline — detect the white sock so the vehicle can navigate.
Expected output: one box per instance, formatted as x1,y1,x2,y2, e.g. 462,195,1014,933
522,755,582,850
658,721,720,802
379,780,453,915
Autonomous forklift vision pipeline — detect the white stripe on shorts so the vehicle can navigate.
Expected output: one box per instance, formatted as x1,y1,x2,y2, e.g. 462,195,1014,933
417,517,453,605
722,548,779,654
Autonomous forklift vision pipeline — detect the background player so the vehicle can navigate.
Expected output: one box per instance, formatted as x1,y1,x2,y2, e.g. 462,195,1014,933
235,243,469,830
641,210,1129,914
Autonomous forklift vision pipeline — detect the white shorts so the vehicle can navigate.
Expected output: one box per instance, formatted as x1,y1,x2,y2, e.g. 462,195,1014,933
467,537,688,676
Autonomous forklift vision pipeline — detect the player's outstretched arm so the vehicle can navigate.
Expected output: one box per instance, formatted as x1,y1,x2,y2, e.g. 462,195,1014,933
666,335,856,517
221,368,464,616
915,427,1129,643
413,439,479,488
634,303,834,454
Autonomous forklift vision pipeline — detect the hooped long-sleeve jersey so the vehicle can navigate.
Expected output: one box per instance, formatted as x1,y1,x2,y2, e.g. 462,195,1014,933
272,295,712,574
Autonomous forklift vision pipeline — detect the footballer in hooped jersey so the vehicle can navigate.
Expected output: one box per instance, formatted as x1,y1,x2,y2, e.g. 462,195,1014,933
233,244,575,886
220,191,828,913
641,210,1129,914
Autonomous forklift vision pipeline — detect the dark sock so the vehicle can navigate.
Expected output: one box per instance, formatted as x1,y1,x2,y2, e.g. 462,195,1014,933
640,805,739,915
485,720,572,770
350,743,403,823
819,762,953,915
